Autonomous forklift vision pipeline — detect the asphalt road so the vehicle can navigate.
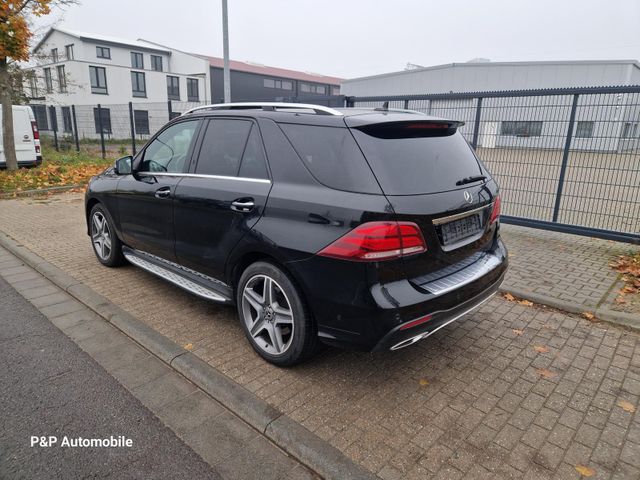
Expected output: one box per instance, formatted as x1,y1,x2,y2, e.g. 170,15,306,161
0,275,220,480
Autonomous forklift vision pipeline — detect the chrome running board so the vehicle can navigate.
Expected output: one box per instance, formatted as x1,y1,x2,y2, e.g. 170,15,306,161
390,291,496,351
123,251,228,303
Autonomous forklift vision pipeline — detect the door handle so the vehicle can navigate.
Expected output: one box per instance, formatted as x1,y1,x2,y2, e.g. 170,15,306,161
155,186,171,199
231,198,255,212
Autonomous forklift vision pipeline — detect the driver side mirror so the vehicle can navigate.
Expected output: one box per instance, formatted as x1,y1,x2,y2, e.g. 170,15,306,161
114,156,133,175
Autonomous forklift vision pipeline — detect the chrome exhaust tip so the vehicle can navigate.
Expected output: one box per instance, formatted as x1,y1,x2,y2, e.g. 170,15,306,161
390,333,427,351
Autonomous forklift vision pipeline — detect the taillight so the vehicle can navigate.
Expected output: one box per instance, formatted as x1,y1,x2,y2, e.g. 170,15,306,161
31,121,39,140
318,221,427,261
400,314,433,330
490,196,501,224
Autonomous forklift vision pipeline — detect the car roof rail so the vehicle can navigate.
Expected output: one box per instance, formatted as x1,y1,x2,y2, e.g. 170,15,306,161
183,102,344,116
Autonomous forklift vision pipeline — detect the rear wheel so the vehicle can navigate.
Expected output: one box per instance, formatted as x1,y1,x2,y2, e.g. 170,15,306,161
237,261,316,366
89,204,125,267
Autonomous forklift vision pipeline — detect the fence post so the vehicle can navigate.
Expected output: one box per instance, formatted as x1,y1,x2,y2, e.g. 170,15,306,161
167,100,173,120
552,94,579,223
97,104,106,159
48,106,59,151
404,99,409,110
128,102,136,155
345,96,355,108
71,105,80,152
471,97,483,149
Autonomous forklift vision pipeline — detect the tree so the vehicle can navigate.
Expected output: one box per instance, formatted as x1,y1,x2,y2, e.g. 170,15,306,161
1,0,52,171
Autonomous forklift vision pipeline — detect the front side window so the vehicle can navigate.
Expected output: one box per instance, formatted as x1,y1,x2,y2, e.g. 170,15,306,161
89,66,108,94
96,46,110,59
151,55,163,72
195,119,253,176
131,71,146,97
167,76,180,100
57,65,67,93
93,107,111,134
131,52,144,69
44,68,53,93
139,121,199,173
187,78,199,101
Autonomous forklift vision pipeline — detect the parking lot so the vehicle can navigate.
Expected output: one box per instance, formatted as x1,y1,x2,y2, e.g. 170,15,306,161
0,192,638,479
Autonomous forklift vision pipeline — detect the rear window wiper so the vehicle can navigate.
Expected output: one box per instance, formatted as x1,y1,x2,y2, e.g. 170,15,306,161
456,175,487,186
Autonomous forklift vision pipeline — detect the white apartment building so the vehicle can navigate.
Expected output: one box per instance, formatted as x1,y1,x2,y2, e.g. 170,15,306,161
26,27,210,139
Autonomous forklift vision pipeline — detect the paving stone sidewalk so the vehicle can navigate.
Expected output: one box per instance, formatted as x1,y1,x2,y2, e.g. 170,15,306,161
1,192,639,479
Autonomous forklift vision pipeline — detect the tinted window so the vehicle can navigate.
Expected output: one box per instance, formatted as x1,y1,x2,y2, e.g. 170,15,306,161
140,121,198,173
351,127,482,195
196,120,252,176
279,124,380,194
238,126,269,179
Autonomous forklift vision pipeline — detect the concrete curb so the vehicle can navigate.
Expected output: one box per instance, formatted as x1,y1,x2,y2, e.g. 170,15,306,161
500,286,639,331
0,231,376,480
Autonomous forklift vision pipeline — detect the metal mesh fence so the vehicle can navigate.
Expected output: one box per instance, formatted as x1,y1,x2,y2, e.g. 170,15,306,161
31,88,640,242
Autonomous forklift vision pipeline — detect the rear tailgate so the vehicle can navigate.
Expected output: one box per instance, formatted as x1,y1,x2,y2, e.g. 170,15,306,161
347,115,500,281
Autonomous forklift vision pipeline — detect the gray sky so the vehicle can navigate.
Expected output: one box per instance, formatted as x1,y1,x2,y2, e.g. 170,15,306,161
35,0,640,79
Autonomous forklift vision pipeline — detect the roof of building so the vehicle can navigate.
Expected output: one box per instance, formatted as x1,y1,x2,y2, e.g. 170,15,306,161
33,27,172,54
343,59,640,84
202,55,343,85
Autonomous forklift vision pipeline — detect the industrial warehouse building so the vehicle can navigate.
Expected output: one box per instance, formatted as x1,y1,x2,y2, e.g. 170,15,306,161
342,60,640,152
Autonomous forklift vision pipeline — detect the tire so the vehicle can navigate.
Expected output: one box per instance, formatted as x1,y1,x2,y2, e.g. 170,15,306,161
236,261,317,366
89,204,125,267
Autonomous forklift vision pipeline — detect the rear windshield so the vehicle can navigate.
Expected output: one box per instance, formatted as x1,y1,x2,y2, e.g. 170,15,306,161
279,123,381,194
351,125,482,195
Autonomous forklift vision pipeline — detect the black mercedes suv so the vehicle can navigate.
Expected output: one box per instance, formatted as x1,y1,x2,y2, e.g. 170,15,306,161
85,102,507,366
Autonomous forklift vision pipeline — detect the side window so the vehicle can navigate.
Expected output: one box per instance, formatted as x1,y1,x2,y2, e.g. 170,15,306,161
139,121,199,173
196,119,252,176
238,126,269,179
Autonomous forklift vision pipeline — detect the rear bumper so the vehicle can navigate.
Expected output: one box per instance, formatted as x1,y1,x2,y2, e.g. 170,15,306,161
287,236,508,352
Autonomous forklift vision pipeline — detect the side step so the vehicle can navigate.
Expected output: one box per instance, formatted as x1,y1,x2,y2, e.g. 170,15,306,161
123,249,232,303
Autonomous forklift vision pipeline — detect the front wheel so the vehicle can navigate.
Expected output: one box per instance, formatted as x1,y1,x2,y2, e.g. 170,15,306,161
237,262,317,367
89,204,125,267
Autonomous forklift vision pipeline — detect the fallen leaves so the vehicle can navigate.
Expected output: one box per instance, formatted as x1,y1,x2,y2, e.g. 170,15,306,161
533,345,549,353
518,299,534,307
536,368,557,379
419,379,429,386
618,400,636,413
581,312,596,321
575,464,595,477
610,253,640,299
512,329,524,336
503,293,516,302
502,292,534,307
184,343,193,350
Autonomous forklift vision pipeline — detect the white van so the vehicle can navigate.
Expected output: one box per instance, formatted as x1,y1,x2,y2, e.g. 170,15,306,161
0,106,42,167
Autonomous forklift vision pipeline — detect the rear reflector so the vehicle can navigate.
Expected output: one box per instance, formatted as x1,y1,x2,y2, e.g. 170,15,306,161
399,314,433,330
318,221,427,261
490,196,501,224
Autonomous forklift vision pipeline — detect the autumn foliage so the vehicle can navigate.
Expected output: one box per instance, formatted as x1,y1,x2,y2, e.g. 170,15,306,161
0,0,52,61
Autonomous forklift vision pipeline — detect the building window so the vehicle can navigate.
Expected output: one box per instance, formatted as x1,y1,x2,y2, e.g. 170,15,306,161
131,52,144,69
51,48,58,63
622,122,638,139
62,107,72,133
28,73,38,97
65,44,74,60
263,78,293,90
89,66,108,94
131,71,146,97
93,107,112,134
332,86,340,95
167,75,180,100
151,55,163,72
500,121,543,137
44,68,53,93
56,65,67,93
134,110,150,135
187,78,199,101
299,83,326,94
96,46,111,59
575,121,594,138
32,105,48,130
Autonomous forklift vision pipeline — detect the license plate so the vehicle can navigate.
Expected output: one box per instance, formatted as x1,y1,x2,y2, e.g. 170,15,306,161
440,214,482,245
